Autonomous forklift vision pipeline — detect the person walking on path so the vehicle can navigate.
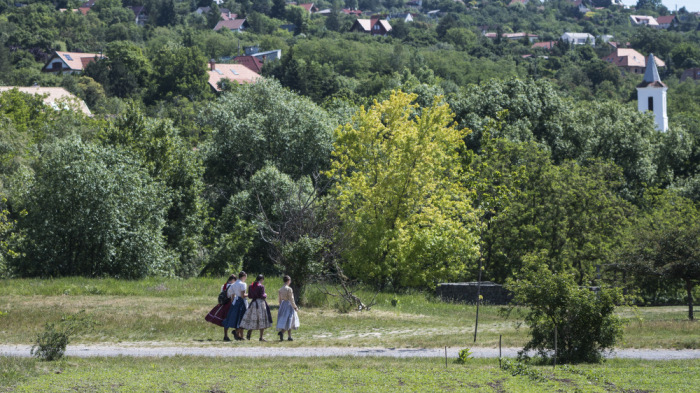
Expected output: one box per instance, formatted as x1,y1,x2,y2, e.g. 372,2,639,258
223,271,248,341
276,275,300,341
205,274,236,341
240,274,273,341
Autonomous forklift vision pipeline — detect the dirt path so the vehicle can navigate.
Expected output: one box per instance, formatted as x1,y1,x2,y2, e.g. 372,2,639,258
1,344,699,360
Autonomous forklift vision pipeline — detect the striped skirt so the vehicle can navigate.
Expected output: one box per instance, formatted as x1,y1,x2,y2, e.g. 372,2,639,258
204,301,231,327
276,300,300,331
222,297,248,329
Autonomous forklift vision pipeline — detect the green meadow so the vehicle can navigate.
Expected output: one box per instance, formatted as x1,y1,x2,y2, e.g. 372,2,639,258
0,277,696,349
1,356,698,392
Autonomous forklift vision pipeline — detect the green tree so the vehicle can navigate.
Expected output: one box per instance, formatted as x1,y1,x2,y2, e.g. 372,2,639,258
619,191,700,320
101,105,208,277
327,91,479,288
201,78,334,208
150,45,210,102
506,256,624,363
15,139,172,278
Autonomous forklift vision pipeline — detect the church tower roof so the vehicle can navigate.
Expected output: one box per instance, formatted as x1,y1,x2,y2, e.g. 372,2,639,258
637,53,667,88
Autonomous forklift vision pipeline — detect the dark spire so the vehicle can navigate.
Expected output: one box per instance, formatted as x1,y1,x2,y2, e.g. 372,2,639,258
638,53,666,88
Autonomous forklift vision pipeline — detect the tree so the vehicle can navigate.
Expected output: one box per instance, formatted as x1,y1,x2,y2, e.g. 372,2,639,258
505,256,624,363
15,139,172,278
327,91,479,288
619,191,700,320
201,78,334,208
206,2,222,29
101,105,208,277
150,45,210,102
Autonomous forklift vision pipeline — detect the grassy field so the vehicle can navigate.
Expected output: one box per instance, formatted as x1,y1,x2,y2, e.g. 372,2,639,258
1,356,698,392
0,277,697,349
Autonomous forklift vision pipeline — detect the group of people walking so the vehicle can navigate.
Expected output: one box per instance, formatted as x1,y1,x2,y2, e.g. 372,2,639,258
205,272,300,342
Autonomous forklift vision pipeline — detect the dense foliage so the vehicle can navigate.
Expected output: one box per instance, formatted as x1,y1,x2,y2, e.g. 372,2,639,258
0,0,699,313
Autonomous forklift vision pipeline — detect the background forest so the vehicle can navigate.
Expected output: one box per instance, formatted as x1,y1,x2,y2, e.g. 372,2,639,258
0,0,699,309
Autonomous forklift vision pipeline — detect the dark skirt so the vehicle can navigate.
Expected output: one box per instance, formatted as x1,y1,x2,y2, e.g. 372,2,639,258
205,301,231,327
222,298,248,329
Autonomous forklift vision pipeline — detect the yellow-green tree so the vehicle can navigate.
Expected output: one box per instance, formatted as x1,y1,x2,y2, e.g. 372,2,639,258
328,91,479,288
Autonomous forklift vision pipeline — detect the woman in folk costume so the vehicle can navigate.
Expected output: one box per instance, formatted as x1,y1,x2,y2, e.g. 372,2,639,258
222,271,248,341
204,274,236,341
239,274,273,341
277,275,300,341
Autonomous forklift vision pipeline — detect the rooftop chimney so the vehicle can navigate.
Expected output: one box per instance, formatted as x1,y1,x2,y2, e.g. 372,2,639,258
210,59,216,71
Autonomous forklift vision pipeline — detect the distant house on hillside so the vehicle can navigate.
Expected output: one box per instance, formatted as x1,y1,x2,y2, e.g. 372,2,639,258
127,6,148,26
0,86,92,116
387,13,413,23
41,51,105,74
207,61,261,92
571,0,590,14
296,3,318,13
509,0,528,6
350,18,392,36
406,0,422,9
603,48,665,75
680,68,700,83
198,7,237,20
233,56,263,73
655,15,678,29
561,32,595,46
484,32,539,43
213,19,248,32
342,8,363,15
532,41,556,50
630,15,659,27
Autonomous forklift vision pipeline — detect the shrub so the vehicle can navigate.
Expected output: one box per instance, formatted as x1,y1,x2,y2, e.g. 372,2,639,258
334,299,353,313
505,255,624,363
15,139,173,278
456,348,472,364
31,311,94,362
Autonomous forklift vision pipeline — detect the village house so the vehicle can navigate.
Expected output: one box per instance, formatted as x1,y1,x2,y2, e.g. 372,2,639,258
41,51,105,74
571,0,590,14
0,86,92,116
213,19,248,32
561,32,595,46
655,15,678,29
207,61,261,92
342,9,363,16
680,68,700,83
387,13,413,23
232,56,263,73
350,18,392,36
630,15,659,28
532,41,556,50
127,6,148,26
508,0,528,6
603,48,665,75
197,6,237,20
484,32,539,43
406,0,422,9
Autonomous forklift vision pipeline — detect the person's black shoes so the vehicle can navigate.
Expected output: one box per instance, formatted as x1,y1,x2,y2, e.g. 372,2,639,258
246,330,252,340
287,337,293,341
224,336,231,342
278,332,284,341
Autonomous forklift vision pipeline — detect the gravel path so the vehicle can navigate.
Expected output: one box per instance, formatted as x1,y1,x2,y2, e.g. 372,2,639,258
1,345,699,360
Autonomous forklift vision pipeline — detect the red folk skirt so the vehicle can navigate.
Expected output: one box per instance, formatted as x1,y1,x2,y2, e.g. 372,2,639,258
205,301,231,327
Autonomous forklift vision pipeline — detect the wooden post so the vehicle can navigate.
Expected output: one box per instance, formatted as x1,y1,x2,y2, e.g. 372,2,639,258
499,334,502,368
445,346,448,368
474,259,484,342
553,325,557,369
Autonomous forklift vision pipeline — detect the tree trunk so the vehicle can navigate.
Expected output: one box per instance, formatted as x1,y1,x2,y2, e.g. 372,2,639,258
686,280,694,321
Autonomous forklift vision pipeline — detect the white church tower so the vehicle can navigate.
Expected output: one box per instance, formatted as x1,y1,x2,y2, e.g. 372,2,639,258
636,53,668,132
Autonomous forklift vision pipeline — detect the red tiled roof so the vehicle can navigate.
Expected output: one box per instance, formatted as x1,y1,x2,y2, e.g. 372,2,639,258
604,48,665,68
656,15,676,24
213,19,246,31
233,56,263,74
207,63,261,91
532,41,556,49
44,51,105,72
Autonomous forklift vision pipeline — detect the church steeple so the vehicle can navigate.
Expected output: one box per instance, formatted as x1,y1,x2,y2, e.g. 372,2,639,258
636,53,668,132
638,53,666,88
